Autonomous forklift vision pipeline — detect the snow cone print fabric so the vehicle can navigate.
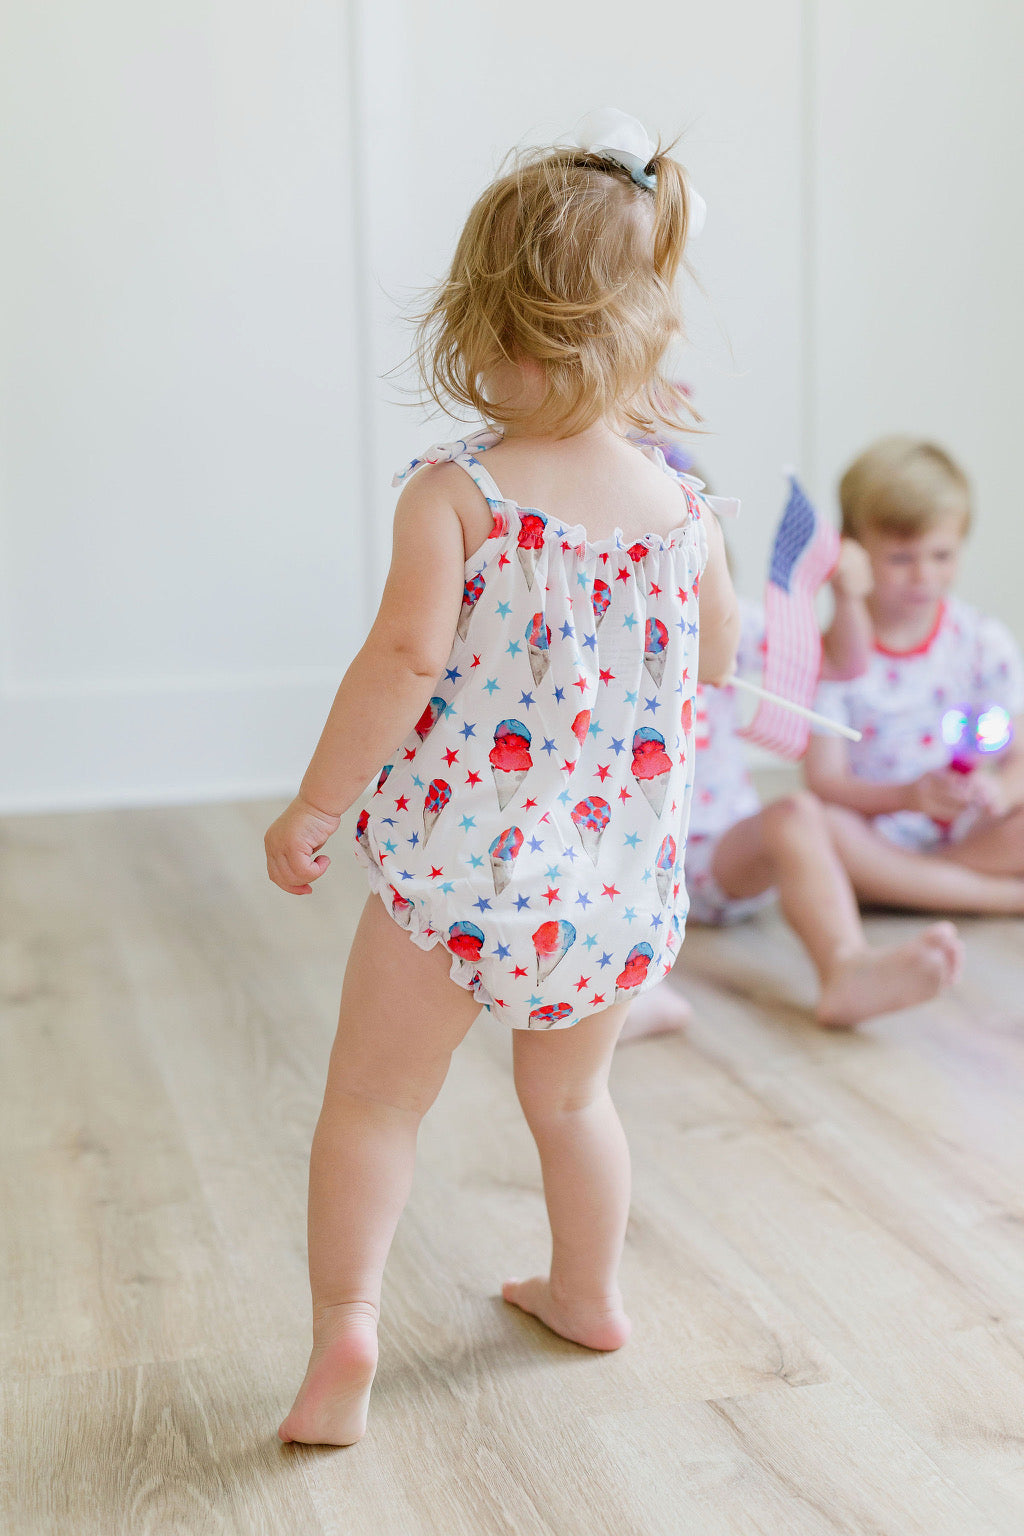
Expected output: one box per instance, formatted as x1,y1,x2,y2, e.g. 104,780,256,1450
353,433,710,1028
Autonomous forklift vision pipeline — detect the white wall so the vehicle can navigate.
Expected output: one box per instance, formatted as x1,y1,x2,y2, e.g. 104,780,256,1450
810,1,1024,622
1,1,1021,812
0,0,366,809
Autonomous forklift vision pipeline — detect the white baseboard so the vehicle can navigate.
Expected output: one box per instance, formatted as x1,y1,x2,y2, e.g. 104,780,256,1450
0,674,340,815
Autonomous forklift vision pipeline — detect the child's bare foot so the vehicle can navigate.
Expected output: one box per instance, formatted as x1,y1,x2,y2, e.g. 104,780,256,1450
816,922,963,1029
501,1276,631,1350
278,1302,378,1447
618,983,694,1043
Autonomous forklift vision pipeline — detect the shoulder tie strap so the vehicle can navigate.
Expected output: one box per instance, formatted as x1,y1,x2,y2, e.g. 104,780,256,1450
392,431,506,504
633,438,741,520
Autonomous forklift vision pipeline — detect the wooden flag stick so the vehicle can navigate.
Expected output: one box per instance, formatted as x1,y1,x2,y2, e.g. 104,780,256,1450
728,674,863,743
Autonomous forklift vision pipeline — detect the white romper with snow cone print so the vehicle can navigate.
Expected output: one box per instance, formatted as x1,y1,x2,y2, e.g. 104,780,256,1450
353,430,715,1029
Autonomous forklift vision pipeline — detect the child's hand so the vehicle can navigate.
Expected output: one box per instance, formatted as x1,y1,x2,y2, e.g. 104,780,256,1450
907,769,979,822
968,768,1010,819
265,797,341,895
830,539,873,600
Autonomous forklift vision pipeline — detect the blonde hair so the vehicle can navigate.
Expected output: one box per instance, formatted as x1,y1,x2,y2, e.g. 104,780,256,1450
414,143,698,438
840,436,972,541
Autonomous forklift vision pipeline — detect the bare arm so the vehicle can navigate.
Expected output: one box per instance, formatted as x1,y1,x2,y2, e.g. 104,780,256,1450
803,733,989,822
265,470,465,892
697,510,741,685
974,721,1024,814
821,538,873,681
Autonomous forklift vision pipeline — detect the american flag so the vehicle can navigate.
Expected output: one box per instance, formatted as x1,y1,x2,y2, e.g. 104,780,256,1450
738,474,840,759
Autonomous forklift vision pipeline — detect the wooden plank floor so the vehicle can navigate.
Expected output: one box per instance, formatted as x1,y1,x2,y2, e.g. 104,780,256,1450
3,795,1024,1535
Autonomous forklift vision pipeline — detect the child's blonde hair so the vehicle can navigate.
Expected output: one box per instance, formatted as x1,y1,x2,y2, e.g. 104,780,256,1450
415,143,698,438
840,436,972,541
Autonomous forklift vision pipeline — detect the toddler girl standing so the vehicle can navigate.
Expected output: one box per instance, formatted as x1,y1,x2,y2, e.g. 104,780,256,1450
264,111,739,1445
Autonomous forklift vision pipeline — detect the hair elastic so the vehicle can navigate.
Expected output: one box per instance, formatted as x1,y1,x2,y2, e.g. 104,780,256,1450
572,107,707,235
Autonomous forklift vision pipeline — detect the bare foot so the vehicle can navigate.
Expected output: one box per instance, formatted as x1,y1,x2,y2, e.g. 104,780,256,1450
502,1276,631,1350
618,983,694,1043
278,1303,378,1447
816,922,963,1030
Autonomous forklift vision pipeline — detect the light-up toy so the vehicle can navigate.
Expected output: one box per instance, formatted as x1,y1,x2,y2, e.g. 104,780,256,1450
941,704,1013,769
934,703,1013,831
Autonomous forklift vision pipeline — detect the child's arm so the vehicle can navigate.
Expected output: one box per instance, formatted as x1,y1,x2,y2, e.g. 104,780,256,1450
265,471,466,894
973,722,1024,815
821,539,873,681
697,510,741,685
803,734,982,822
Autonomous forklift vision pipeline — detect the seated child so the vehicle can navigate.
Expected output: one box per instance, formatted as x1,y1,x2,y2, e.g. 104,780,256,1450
625,538,964,1037
804,437,1024,913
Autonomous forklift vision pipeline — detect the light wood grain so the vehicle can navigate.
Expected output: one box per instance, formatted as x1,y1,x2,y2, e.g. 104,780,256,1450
3,796,1023,1534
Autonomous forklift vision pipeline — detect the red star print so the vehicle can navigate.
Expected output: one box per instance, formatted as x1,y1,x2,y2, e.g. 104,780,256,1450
562,759,576,774
575,975,591,992
676,586,688,605
650,582,662,597
601,883,620,900
573,674,589,694
543,886,560,905
429,866,443,879
561,539,571,551
512,965,528,979
599,551,610,564
394,795,410,811
618,787,632,805
498,552,510,569
595,763,611,782
599,667,615,685
692,576,700,596
589,993,606,1007
466,771,482,786
523,797,537,809
540,812,551,824
615,565,631,583
470,654,481,668
493,998,506,1008
681,668,689,682
443,748,459,766
404,747,417,760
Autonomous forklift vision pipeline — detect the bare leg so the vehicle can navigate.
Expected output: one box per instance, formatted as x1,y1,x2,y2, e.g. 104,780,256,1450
618,984,694,1042
279,894,480,1447
945,804,1024,878
502,1003,633,1351
710,795,963,1027
825,805,1024,914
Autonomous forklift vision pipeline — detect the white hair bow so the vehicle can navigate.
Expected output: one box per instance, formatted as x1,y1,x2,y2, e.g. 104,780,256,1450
573,107,706,237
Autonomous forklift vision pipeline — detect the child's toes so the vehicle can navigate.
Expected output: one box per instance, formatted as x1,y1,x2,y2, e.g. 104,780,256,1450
922,921,964,983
